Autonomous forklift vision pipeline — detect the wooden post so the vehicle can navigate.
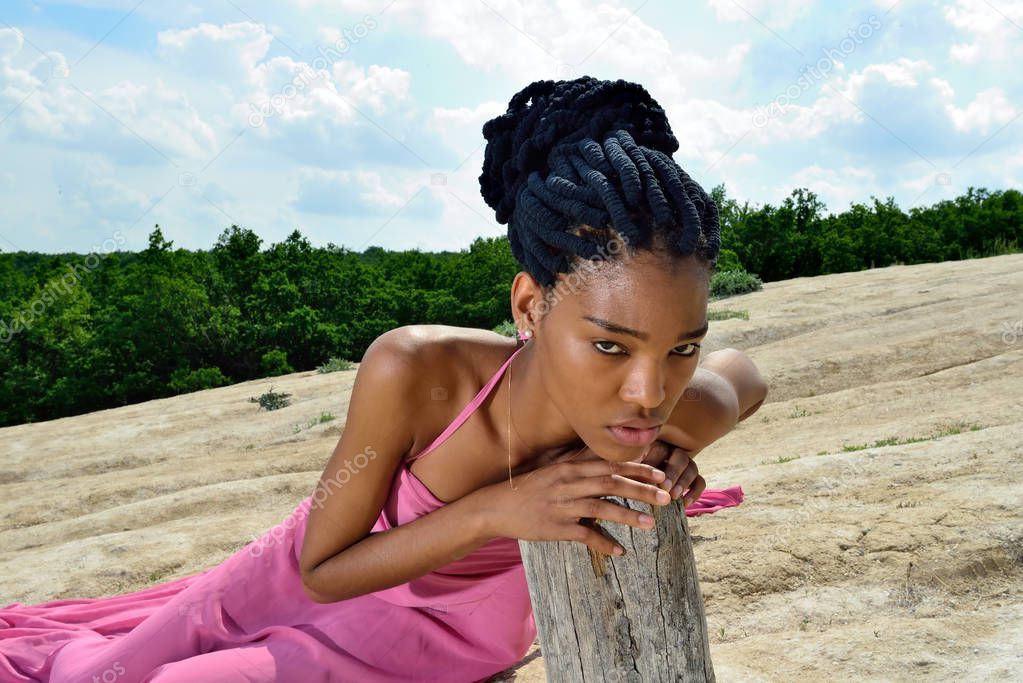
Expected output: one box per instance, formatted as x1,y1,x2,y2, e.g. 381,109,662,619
518,493,715,682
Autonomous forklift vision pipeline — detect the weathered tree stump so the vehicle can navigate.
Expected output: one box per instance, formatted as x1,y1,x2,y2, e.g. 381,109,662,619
518,493,715,682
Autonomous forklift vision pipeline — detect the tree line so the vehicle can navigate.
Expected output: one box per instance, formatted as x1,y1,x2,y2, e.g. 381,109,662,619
1,184,1019,427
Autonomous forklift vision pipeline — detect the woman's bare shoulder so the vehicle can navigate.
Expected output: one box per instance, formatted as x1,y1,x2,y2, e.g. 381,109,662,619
386,325,515,453
396,324,514,375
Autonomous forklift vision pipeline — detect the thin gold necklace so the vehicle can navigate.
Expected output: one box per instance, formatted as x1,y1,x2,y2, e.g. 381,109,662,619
507,335,588,489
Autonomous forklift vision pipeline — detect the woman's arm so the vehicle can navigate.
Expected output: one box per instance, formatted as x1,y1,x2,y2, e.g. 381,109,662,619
654,348,768,462
699,348,768,423
299,326,501,604
302,487,495,604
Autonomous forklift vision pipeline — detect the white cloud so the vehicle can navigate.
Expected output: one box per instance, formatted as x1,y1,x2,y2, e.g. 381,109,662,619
5,2,1023,254
854,58,931,88
707,0,815,27
678,42,752,83
0,27,24,60
670,53,1013,179
157,20,415,141
742,58,936,145
330,62,410,114
0,36,216,164
290,167,442,218
283,1,757,177
945,86,1017,135
231,53,432,170
51,156,152,228
300,2,757,168
241,55,355,128
146,20,425,168
944,0,1023,63
949,41,980,63
431,100,505,154
929,76,955,99
158,22,274,88
302,1,751,99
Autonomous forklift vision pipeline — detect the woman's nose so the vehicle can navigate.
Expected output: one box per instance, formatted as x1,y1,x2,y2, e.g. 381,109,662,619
618,360,666,409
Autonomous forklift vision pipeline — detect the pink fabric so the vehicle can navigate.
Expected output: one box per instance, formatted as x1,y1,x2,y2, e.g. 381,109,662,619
683,485,744,514
1,342,742,682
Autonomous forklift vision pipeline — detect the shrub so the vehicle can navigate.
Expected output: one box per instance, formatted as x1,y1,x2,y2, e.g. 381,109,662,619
710,269,763,299
715,248,744,272
249,386,292,411
707,308,749,321
492,319,517,337
260,349,294,376
316,356,354,373
168,366,231,393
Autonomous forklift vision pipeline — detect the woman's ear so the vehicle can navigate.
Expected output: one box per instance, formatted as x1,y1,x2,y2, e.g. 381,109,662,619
509,271,543,331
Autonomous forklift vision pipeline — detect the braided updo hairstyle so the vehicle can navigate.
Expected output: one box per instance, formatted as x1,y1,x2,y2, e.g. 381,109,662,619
479,76,721,291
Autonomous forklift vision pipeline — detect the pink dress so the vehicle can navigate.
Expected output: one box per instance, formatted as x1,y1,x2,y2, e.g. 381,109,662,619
0,343,744,682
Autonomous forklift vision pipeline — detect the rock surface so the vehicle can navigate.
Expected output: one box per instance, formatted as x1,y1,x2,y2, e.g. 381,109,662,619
2,253,1021,681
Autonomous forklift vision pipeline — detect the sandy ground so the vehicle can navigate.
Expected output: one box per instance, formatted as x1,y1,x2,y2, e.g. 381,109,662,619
2,252,1021,682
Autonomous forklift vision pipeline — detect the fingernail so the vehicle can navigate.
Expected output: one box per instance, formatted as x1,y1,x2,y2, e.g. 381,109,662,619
656,489,670,503
639,513,654,525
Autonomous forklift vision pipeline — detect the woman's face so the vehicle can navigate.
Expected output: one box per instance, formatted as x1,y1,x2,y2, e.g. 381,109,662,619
535,252,710,462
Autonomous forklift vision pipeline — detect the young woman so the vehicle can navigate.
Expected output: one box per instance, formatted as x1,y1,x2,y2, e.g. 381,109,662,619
0,76,761,682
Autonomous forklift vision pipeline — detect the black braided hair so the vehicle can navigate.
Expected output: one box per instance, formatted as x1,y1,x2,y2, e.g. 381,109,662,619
479,76,721,288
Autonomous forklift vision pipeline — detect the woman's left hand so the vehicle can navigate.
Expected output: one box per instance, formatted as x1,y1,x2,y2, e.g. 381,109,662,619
513,439,706,507
638,440,705,508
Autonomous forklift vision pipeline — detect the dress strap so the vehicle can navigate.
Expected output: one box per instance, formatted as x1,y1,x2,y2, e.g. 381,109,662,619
407,343,526,464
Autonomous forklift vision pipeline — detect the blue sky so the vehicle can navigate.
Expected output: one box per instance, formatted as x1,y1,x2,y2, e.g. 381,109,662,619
1,0,1020,255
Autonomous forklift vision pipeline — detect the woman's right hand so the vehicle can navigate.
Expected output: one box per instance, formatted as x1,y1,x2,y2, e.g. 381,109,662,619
477,453,673,557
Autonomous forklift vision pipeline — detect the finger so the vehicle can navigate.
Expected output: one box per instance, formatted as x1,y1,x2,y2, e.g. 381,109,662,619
639,440,671,468
667,457,699,499
561,472,672,508
564,497,656,531
570,523,624,557
556,458,667,485
680,474,706,508
659,447,693,492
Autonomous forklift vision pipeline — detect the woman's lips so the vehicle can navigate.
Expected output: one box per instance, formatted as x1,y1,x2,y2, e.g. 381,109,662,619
606,424,661,446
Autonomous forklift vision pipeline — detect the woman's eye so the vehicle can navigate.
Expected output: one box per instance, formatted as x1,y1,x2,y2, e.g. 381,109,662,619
675,343,700,357
593,341,701,357
593,341,622,354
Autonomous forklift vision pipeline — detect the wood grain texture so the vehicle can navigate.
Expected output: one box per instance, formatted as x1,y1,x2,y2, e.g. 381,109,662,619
519,495,715,682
